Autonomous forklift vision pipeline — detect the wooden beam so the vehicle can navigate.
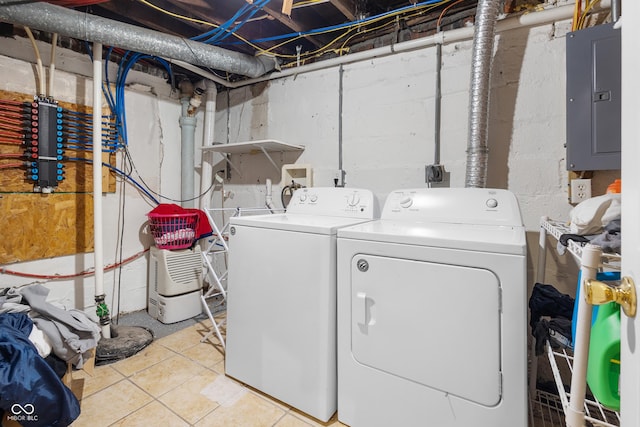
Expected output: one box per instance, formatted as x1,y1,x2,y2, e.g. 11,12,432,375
96,0,204,37
262,5,325,49
282,0,293,16
329,0,355,21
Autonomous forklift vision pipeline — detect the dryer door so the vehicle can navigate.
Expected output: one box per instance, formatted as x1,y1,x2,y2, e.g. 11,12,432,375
350,254,502,406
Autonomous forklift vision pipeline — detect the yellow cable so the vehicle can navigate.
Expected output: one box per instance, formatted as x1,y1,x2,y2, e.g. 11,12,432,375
293,0,326,7
265,0,450,60
278,1,446,67
572,0,581,31
137,0,452,62
339,3,445,54
577,0,601,30
339,16,407,53
135,0,274,55
137,0,217,27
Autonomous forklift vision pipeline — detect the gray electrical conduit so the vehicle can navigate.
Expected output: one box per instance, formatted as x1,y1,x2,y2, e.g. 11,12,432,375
0,0,276,78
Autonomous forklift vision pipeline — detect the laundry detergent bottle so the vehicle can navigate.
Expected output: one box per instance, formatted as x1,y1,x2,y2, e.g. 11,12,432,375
586,300,621,411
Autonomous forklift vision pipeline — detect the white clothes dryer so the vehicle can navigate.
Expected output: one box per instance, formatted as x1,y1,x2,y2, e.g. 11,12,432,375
336,188,527,427
225,187,376,422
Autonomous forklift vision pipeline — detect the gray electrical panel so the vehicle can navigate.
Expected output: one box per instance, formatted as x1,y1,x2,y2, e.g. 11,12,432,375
566,23,621,171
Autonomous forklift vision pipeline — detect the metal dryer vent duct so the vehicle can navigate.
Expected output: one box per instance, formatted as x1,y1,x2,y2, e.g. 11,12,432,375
465,0,501,188
0,0,275,78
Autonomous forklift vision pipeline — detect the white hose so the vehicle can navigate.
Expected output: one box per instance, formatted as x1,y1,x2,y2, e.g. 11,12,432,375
24,26,45,97
48,33,57,98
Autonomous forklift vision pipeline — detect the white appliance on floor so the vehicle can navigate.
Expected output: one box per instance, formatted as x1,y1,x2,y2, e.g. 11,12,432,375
337,188,527,427
148,246,203,324
225,187,377,422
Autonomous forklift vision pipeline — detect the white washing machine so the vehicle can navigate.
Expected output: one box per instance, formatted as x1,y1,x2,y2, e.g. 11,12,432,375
336,188,527,427
225,187,377,422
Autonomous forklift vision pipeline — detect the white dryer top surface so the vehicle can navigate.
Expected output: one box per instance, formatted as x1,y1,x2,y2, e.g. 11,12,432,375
231,187,377,235
338,188,526,254
338,220,525,254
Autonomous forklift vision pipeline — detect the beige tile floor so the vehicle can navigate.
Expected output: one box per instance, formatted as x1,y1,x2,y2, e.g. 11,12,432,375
68,313,346,427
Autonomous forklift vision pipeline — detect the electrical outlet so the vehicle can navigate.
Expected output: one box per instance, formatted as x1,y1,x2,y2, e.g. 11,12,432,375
570,178,592,204
426,164,445,183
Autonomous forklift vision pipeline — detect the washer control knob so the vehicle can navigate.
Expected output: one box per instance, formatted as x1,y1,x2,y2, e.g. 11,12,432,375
299,193,307,202
486,198,498,208
348,193,360,206
309,194,318,202
399,196,413,208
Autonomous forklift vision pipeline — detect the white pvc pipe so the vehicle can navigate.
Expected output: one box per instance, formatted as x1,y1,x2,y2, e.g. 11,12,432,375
566,244,601,427
180,98,197,208
265,178,275,211
199,81,217,210
92,42,110,339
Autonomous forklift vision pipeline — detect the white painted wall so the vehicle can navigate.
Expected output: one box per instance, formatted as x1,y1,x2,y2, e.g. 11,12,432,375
219,20,613,292
0,49,185,319
0,11,621,316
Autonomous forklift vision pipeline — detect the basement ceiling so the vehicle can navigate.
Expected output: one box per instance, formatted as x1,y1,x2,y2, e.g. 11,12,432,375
2,0,543,81
59,0,483,77
88,0,478,62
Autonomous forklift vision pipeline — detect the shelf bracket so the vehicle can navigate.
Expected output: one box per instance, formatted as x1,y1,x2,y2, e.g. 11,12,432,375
258,145,280,172
224,155,243,178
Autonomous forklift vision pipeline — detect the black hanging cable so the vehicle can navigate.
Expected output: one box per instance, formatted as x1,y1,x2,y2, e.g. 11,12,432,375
122,146,217,204
113,151,131,324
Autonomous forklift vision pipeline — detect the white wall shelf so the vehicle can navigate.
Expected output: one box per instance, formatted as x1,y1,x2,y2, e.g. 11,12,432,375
201,139,305,174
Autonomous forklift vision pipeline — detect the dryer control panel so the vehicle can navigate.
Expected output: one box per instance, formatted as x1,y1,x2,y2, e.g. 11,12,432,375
383,188,523,227
287,187,377,219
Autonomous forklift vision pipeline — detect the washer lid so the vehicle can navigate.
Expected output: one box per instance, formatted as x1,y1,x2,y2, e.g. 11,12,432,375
338,220,526,255
232,213,373,235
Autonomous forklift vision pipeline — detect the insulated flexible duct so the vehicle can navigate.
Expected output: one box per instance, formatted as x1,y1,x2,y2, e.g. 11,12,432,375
465,0,501,188
0,0,275,78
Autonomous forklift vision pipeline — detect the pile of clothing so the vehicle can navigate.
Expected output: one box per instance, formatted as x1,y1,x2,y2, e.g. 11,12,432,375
0,284,101,426
529,283,575,356
558,192,622,255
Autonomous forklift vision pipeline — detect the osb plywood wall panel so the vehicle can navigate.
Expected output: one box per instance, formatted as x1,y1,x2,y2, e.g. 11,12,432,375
0,90,116,193
0,193,94,264
0,90,115,264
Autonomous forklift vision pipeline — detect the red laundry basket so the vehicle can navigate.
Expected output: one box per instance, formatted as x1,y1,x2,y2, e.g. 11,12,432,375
147,211,199,250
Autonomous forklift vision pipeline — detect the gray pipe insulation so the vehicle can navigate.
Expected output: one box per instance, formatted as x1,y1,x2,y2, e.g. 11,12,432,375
0,0,276,78
465,0,501,188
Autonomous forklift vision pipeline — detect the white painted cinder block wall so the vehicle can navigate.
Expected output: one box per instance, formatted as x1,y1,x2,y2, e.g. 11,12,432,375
0,15,619,315
0,43,187,317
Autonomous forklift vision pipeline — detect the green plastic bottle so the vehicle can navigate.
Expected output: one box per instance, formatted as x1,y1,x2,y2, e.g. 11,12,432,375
586,301,620,411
